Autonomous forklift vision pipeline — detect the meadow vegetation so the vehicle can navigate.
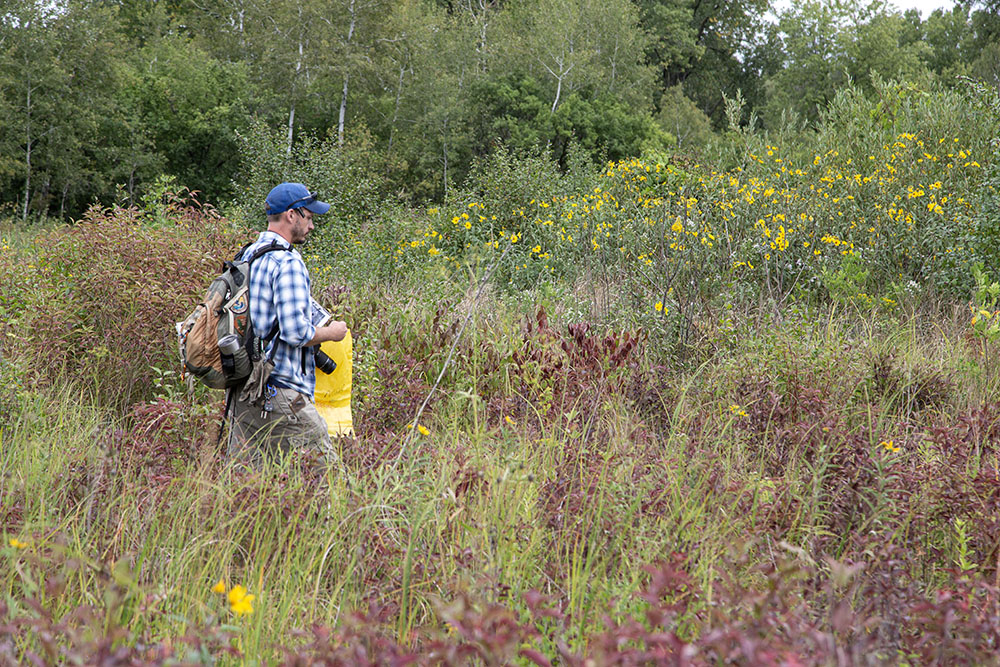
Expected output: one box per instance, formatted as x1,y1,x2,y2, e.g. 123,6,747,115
2,80,1000,663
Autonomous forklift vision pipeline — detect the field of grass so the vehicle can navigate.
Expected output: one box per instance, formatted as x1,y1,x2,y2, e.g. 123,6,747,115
2,82,1000,663
4,219,1000,663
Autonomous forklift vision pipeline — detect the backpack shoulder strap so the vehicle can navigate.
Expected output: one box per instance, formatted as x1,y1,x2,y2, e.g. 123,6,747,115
246,240,292,264
224,240,292,291
233,241,253,262
242,240,292,356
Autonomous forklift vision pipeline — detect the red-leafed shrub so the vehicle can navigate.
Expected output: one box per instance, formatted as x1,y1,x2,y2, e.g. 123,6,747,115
2,196,249,408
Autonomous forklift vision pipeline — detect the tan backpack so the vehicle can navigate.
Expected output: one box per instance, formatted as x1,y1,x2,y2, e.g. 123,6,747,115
175,241,288,389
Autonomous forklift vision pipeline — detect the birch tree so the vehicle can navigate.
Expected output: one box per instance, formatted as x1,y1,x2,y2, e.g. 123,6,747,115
505,0,649,114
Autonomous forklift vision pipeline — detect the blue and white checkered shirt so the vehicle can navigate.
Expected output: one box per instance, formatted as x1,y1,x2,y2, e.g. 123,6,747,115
242,231,317,397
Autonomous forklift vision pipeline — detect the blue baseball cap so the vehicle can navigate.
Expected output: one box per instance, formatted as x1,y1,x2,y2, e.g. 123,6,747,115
264,182,331,215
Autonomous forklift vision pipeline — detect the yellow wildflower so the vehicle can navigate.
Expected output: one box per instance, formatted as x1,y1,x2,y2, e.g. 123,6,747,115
880,440,900,453
228,585,255,616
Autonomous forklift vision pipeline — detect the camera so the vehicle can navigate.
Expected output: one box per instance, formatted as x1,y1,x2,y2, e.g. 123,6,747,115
314,349,337,374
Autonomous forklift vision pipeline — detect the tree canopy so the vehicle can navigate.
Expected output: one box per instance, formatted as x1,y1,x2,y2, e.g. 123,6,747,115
0,0,996,218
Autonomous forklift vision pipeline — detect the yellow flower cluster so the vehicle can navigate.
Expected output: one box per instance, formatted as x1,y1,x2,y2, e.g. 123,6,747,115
380,133,980,303
971,307,1000,326
406,423,431,436
212,579,255,616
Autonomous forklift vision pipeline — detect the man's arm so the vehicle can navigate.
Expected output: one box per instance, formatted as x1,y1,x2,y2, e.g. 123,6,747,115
308,321,348,346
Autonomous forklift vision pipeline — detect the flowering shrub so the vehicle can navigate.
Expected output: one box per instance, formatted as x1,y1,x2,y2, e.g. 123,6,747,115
307,81,997,323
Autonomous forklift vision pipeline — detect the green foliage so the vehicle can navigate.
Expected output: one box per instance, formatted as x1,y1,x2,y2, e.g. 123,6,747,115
471,76,662,168
0,0,123,219
470,75,553,154
820,254,872,309
503,0,652,113
763,0,932,128
1,0,995,223
462,144,595,216
969,262,1000,342
233,120,388,231
368,72,996,310
115,34,252,205
695,77,995,299
965,77,1000,273
554,93,661,163
917,6,978,80
655,86,714,151
636,0,702,78
417,144,598,289
641,0,771,128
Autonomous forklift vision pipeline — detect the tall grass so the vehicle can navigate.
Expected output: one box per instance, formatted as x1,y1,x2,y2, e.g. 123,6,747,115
4,282,1000,661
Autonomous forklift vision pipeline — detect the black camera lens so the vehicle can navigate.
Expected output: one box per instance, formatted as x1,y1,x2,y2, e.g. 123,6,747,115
314,349,337,374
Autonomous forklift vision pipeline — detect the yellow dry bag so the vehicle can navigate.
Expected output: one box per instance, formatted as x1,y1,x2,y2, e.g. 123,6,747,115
314,330,353,437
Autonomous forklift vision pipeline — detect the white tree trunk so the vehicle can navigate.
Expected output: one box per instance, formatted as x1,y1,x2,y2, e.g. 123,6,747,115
288,35,304,156
338,73,350,147
338,0,357,147
22,81,31,221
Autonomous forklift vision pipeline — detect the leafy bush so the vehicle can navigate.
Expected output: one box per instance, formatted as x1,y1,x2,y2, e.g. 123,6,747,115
232,120,390,236
0,195,247,408
233,120,413,286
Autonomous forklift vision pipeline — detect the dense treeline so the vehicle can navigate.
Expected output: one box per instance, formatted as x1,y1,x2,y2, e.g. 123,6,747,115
0,0,997,219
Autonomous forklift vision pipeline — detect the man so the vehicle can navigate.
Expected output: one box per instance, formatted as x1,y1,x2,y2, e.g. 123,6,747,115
227,182,348,467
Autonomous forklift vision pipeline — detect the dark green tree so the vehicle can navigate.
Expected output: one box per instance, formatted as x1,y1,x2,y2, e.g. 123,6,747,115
115,34,252,203
0,0,126,219
764,0,931,127
636,0,772,124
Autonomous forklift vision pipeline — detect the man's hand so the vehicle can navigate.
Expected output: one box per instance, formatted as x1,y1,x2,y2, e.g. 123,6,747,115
308,321,348,345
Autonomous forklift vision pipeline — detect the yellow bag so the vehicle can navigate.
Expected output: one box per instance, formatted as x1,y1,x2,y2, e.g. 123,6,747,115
314,330,353,436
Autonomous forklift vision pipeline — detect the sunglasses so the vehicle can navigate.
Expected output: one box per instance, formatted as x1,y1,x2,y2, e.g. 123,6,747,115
287,191,319,210
267,191,319,215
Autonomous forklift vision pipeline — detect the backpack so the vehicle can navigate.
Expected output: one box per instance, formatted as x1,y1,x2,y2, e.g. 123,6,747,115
176,241,289,389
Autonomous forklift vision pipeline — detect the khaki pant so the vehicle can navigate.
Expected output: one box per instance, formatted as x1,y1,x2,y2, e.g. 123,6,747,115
227,385,335,469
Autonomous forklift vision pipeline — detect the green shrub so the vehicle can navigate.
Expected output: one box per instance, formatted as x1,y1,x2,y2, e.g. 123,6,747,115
232,120,410,286
232,120,390,235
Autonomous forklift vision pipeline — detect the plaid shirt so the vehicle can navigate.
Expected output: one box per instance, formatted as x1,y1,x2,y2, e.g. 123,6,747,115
242,231,316,396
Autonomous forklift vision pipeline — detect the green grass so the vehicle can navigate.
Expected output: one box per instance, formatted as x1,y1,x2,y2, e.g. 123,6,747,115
4,293,999,661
